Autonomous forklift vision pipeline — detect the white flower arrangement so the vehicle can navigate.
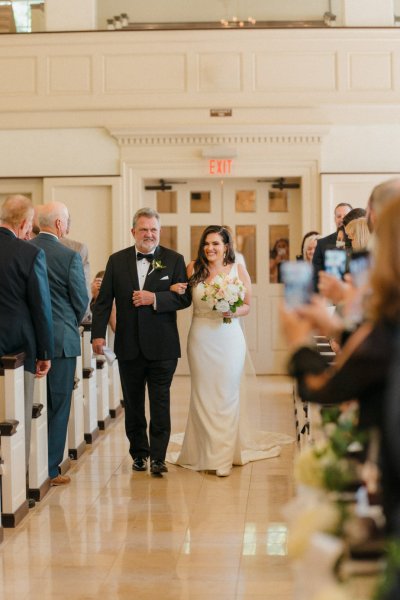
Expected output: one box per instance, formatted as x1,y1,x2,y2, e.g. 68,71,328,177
202,272,246,323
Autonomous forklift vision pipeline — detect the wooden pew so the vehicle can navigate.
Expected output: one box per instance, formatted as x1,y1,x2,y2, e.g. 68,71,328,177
68,353,86,460
81,323,99,444
0,353,29,528
107,326,123,418
28,376,50,501
96,357,111,430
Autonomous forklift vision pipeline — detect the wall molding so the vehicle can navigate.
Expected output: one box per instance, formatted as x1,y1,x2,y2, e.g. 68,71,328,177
108,126,329,147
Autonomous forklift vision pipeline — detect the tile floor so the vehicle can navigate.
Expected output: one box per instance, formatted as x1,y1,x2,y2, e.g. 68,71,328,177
0,375,296,599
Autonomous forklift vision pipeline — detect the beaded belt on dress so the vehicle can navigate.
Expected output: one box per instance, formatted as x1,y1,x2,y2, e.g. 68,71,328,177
193,311,221,320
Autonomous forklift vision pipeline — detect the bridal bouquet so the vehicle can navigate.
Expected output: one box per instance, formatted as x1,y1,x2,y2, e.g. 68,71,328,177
202,273,246,323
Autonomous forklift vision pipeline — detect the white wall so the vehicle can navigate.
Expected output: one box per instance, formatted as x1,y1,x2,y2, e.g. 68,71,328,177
0,129,119,178
321,125,400,173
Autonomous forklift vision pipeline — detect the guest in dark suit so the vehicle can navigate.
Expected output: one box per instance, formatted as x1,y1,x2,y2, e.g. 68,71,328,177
0,195,53,497
312,202,353,290
91,207,191,475
31,201,88,486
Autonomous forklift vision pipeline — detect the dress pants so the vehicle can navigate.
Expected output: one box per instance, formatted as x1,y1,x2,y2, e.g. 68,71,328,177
47,357,76,478
118,354,177,461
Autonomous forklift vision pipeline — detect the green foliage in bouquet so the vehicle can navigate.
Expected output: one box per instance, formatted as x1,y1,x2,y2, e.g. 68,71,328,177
373,540,400,600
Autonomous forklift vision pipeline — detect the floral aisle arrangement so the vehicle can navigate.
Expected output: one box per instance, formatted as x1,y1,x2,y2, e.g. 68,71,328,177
286,403,386,600
201,272,246,323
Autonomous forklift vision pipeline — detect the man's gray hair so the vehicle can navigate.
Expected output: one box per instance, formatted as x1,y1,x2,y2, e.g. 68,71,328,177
38,202,68,228
0,195,33,228
132,207,161,229
369,178,400,216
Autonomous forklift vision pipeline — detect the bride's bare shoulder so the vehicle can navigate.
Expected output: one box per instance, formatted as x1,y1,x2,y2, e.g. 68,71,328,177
187,261,195,277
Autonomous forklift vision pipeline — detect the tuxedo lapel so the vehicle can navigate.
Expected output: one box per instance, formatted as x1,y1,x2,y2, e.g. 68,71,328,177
127,246,140,290
144,247,165,291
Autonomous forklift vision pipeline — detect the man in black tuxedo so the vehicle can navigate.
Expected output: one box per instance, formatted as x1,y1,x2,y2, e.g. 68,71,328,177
0,195,53,500
91,207,191,475
312,202,353,290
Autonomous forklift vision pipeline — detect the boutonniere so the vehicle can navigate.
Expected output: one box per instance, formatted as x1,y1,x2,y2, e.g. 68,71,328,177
148,259,166,275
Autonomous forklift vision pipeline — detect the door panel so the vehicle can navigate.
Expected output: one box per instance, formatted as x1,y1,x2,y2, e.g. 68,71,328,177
145,177,302,374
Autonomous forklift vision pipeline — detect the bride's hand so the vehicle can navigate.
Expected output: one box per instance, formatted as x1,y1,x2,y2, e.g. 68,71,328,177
170,282,188,295
222,310,234,319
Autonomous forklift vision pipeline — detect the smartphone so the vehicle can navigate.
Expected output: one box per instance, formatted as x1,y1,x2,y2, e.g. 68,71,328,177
280,261,313,309
324,249,347,280
349,251,371,288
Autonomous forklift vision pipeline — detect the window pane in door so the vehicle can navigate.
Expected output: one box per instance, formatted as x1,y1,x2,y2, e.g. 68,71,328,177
269,225,290,283
160,226,177,252
157,191,177,213
235,190,256,212
269,190,288,212
190,225,207,261
190,191,211,213
236,225,256,283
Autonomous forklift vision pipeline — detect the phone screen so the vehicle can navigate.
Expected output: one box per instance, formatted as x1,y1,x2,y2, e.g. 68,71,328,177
324,249,347,280
280,261,313,309
349,251,371,288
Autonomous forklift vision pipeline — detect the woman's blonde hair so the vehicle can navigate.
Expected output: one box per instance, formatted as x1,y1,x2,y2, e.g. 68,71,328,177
345,217,370,251
369,197,400,322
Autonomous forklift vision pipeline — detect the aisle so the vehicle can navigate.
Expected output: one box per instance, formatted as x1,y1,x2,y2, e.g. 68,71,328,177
0,376,296,600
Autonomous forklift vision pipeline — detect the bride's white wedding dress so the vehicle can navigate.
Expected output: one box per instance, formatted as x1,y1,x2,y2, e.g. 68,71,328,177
168,263,293,473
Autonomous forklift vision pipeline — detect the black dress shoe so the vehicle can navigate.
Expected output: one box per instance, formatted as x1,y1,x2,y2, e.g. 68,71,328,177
150,460,168,475
28,498,36,509
132,457,148,471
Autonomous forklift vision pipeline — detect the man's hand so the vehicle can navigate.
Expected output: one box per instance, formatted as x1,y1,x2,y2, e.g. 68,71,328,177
132,290,155,307
92,338,106,355
35,359,51,378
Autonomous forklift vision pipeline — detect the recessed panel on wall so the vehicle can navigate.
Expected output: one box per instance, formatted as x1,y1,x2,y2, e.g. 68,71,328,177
348,52,392,90
104,54,186,93
0,57,36,94
47,56,92,94
255,52,337,91
198,53,242,92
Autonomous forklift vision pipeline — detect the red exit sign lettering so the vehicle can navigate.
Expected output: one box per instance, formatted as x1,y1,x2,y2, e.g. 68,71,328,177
208,159,233,175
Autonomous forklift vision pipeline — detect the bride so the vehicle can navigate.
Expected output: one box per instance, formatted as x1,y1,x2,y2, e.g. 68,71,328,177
168,225,292,476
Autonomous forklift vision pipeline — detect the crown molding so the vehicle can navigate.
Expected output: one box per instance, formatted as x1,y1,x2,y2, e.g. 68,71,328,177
108,126,329,147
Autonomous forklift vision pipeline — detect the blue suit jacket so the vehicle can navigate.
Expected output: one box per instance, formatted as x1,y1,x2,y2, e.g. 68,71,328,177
0,227,54,373
31,233,89,358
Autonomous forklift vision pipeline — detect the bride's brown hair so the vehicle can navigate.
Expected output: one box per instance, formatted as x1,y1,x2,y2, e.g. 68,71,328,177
189,225,235,287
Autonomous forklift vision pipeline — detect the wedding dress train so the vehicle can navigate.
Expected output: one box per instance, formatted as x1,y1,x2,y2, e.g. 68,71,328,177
168,263,293,473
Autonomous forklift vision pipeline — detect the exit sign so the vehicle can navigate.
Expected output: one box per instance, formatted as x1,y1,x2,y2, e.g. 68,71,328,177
208,159,233,175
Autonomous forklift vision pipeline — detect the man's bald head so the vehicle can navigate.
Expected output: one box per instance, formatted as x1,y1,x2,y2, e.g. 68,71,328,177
0,195,34,239
39,202,69,239
367,178,400,232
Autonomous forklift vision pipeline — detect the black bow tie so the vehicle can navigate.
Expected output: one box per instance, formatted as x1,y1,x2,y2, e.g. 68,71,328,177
137,252,154,262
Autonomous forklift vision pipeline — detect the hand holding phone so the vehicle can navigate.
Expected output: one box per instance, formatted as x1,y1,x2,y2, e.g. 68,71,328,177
324,249,347,280
280,261,313,309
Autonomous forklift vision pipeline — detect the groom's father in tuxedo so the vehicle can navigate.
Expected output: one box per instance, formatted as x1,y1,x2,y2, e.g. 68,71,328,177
91,207,190,475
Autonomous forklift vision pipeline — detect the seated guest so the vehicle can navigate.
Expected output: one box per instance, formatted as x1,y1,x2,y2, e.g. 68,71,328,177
269,238,289,283
280,194,400,536
90,270,116,333
302,233,321,263
296,230,320,261
345,217,370,251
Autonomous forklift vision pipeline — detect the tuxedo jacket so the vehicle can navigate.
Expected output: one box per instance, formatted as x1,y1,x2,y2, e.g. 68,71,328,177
311,231,338,290
31,233,88,358
0,227,54,373
91,245,191,361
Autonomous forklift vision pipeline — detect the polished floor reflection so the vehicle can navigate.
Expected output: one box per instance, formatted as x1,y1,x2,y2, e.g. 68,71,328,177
0,376,296,599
